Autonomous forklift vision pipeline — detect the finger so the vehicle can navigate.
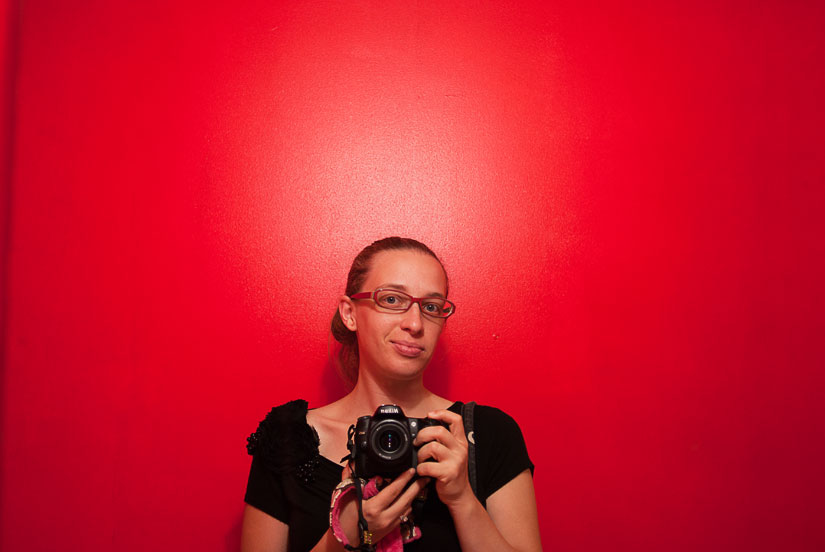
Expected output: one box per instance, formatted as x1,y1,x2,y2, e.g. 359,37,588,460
364,468,417,510
426,409,466,441
418,439,455,464
414,460,443,479
365,476,429,526
414,424,456,447
387,476,430,514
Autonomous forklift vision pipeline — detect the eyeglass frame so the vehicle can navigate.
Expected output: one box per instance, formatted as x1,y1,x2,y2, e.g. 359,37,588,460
349,288,456,319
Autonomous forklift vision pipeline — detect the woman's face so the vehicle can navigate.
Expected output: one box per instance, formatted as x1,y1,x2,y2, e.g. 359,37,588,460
348,249,449,381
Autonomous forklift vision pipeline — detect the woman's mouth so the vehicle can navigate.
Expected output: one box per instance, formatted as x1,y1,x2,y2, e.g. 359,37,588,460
390,340,425,357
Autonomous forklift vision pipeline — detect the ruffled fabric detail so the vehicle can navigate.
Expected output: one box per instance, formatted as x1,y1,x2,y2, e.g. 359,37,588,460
246,399,321,483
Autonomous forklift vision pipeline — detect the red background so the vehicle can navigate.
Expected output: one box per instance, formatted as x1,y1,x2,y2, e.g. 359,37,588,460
2,1,824,550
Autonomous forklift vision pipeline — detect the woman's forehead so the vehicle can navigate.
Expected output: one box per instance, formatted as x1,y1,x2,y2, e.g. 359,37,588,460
363,249,447,293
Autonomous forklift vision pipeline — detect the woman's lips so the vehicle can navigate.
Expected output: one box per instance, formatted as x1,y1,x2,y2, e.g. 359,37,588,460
391,340,425,357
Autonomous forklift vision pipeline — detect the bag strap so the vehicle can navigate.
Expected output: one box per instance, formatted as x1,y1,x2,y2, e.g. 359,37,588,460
461,401,478,498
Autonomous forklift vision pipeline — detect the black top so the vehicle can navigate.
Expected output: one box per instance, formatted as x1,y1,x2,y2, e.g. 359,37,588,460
245,400,534,552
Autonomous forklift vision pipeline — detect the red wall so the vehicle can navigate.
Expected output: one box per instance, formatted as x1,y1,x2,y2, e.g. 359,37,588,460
2,1,824,550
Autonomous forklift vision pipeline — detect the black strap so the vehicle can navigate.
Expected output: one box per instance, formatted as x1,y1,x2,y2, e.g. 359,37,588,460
342,478,376,552
411,486,427,523
461,401,478,498
341,427,376,552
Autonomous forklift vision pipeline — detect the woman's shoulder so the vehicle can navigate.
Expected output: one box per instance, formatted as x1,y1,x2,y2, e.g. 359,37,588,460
246,399,320,474
464,402,535,496
458,402,528,445
454,401,521,426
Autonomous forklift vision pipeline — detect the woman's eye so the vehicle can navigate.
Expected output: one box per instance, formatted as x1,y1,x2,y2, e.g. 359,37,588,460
377,292,406,307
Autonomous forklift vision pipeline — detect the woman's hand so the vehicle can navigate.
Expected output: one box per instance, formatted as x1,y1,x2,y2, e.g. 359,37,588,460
413,409,475,509
336,466,429,545
414,411,543,551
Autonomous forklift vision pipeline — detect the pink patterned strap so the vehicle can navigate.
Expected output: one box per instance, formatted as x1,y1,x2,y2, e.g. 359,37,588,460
329,478,408,552
360,480,403,552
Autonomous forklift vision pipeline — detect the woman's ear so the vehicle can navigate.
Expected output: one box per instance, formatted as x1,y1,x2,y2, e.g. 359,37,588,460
338,296,357,331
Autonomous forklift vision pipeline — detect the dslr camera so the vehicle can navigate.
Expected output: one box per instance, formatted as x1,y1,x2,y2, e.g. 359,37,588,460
349,404,448,479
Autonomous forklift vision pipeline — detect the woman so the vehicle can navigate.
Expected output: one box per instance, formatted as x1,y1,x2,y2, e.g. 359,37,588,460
242,237,541,551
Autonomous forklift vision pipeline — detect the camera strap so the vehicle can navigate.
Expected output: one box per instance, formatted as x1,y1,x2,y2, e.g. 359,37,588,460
352,478,376,551
461,401,478,498
329,477,377,552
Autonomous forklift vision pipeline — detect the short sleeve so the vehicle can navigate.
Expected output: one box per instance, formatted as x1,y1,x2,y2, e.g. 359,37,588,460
242,400,319,525
244,452,289,522
474,405,534,502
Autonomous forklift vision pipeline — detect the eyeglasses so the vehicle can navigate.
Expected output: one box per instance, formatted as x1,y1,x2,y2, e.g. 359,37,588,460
350,288,456,319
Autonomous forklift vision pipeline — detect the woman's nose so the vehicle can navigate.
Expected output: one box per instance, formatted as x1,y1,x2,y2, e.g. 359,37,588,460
400,302,424,333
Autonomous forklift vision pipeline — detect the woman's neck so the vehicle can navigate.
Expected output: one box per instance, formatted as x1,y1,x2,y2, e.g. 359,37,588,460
344,372,443,419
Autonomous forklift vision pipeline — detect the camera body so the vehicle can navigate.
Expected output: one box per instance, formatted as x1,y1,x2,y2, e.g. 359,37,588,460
350,404,448,479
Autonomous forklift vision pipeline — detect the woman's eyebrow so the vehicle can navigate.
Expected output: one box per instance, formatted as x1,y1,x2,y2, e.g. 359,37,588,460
379,284,445,299
378,283,408,291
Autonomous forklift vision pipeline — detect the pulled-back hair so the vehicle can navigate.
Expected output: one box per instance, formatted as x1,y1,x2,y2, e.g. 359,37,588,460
330,237,448,386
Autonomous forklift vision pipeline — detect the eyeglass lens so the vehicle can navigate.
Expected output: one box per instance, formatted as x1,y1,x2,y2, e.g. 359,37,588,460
374,289,453,317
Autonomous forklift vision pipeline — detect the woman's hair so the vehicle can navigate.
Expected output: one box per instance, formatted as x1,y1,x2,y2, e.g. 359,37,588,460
330,237,448,386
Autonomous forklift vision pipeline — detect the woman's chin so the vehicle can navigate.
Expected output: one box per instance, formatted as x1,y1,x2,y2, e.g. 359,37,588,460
363,358,430,383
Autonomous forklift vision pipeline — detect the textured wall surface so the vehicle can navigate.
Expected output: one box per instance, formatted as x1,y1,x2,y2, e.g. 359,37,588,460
2,1,824,550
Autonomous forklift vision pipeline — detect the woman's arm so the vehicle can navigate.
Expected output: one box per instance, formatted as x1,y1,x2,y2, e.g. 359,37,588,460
416,410,542,552
241,504,288,552
450,470,542,552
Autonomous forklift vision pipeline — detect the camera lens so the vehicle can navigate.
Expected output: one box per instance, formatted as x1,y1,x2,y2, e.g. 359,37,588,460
369,419,410,465
378,429,402,453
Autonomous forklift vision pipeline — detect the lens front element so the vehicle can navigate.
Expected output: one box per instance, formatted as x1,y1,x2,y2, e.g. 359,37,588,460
378,429,402,453
369,419,410,462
